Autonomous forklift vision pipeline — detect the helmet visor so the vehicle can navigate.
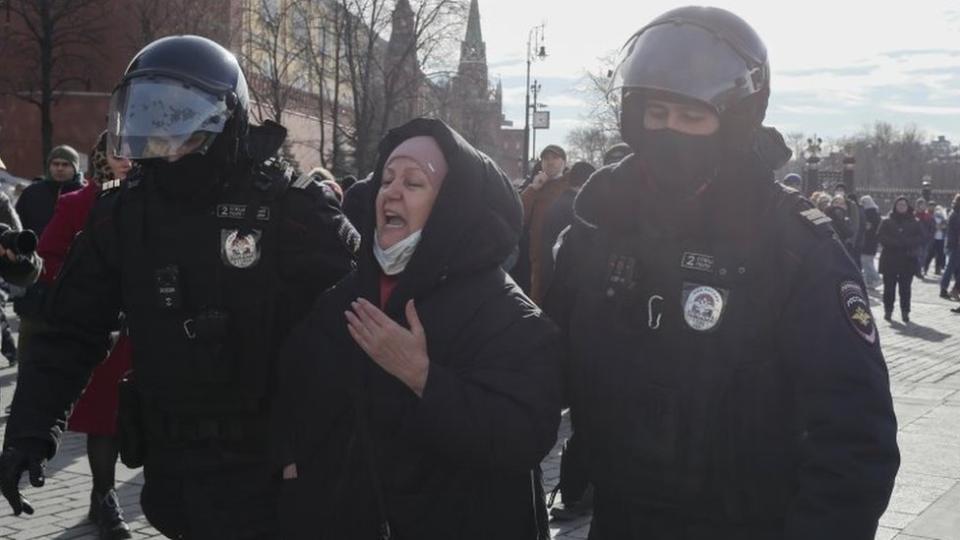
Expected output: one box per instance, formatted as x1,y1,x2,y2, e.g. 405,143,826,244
609,22,764,113
107,77,231,160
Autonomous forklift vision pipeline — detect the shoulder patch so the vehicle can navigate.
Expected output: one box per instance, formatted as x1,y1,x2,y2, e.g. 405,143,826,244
839,280,877,345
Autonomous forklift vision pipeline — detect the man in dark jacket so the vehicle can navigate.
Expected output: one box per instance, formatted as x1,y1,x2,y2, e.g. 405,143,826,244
274,118,560,540
0,36,356,538
14,145,84,237
10,145,86,366
546,8,899,539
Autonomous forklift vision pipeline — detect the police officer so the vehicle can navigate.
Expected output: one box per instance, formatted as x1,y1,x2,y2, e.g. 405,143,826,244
0,36,356,539
546,7,899,539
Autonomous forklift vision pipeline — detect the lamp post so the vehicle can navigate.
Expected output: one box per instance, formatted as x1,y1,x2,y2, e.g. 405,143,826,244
522,23,546,179
803,136,822,198
530,80,542,158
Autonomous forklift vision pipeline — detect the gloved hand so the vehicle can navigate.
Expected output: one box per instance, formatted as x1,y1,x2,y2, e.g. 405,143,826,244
0,439,49,516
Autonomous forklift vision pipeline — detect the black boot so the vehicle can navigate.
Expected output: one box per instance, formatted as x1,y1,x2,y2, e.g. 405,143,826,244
884,310,892,322
902,311,910,324
87,491,100,524
97,489,132,540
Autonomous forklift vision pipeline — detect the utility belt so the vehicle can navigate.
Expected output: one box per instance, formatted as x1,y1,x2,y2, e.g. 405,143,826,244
117,372,268,469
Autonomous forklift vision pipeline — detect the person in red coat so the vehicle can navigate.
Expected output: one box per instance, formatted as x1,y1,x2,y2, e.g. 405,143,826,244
37,132,134,539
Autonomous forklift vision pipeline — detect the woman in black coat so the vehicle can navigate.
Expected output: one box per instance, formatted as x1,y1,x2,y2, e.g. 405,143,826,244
274,118,561,540
878,196,925,322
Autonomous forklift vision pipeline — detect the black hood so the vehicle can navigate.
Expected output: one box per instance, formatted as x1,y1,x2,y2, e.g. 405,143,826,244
357,118,522,314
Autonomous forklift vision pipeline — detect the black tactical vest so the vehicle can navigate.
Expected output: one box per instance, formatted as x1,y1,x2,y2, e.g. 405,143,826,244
116,166,288,415
563,188,810,522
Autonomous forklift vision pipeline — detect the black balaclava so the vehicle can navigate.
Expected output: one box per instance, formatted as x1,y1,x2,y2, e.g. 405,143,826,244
148,115,243,200
623,89,769,199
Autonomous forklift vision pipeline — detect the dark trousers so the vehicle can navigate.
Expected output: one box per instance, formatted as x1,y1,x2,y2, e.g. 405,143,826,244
882,271,913,315
140,444,278,539
925,239,945,273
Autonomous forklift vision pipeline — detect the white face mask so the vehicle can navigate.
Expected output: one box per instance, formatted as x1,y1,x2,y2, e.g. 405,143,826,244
373,229,422,276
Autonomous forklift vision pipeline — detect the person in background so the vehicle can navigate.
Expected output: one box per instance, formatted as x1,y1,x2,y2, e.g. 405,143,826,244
834,183,864,267
860,195,882,290
915,198,935,278
602,143,632,166
926,205,947,276
36,132,133,539
0,155,23,365
11,145,85,368
878,197,925,323
813,192,830,212
941,194,960,300
826,195,853,248
520,144,569,303
540,161,596,295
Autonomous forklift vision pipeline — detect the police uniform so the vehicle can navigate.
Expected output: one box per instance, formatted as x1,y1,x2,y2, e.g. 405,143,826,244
546,157,899,539
3,140,356,537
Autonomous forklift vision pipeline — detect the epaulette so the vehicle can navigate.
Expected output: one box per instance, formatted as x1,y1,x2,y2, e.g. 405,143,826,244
290,172,316,190
775,188,835,238
101,179,122,192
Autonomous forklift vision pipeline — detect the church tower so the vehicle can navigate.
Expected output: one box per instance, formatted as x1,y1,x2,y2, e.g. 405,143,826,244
386,0,421,128
457,0,489,100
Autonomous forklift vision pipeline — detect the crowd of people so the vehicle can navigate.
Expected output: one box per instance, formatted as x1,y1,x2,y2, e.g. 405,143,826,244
0,5,937,540
809,186,960,320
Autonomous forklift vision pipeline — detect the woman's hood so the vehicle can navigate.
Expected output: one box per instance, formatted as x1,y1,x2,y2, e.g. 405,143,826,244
890,196,914,219
356,118,522,312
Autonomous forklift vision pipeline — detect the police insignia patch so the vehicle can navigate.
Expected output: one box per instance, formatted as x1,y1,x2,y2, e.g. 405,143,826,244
221,229,262,269
839,280,876,345
681,284,728,332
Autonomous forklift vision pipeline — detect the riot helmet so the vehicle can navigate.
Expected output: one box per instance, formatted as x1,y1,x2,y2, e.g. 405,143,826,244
107,35,249,163
611,7,772,195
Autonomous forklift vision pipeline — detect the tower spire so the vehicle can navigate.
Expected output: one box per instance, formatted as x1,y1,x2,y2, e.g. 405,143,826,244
465,0,483,46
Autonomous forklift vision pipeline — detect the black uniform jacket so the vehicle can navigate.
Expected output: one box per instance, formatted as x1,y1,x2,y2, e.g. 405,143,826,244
4,132,356,457
275,118,561,540
545,154,899,540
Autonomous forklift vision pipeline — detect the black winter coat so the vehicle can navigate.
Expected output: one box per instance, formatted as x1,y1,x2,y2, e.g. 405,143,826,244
946,209,960,254
546,153,898,540
14,176,83,237
878,210,925,275
275,119,561,540
861,207,881,255
5,125,357,457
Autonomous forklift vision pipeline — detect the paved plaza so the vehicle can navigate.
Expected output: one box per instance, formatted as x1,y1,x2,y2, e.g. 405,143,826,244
1,276,959,539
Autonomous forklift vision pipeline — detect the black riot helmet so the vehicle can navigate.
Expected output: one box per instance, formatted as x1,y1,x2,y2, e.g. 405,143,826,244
612,6,770,153
107,35,249,163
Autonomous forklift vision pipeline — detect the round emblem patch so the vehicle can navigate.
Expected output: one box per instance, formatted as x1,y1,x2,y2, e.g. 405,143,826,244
222,229,260,269
839,280,876,345
683,286,725,332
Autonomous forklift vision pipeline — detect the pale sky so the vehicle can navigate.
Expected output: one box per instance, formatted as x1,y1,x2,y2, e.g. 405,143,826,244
466,0,960,155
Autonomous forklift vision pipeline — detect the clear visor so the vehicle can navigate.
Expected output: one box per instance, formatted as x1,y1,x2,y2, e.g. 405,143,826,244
107,77,231,160
609,23,763,113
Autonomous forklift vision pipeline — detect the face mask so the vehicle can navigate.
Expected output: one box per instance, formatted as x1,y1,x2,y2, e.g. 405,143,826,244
638,129,721,197
373,229,422,276
151,153,223,200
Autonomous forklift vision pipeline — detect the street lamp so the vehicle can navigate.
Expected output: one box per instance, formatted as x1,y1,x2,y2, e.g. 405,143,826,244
522,23,547,179
803,136,822,197
530,80,542,158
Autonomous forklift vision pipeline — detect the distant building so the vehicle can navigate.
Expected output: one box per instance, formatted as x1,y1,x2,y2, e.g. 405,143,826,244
440,0,524,180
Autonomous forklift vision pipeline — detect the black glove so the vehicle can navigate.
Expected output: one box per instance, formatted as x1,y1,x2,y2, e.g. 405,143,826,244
0,439,49,516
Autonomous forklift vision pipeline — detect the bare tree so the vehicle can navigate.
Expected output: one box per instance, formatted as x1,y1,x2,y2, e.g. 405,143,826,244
566,52,622,162
126,0,236,52
240,0,310,124
0,0,108,165
335,0,464,175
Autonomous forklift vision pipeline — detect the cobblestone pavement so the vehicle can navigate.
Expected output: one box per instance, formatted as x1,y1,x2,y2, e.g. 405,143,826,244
1,275,959,539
